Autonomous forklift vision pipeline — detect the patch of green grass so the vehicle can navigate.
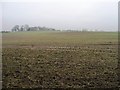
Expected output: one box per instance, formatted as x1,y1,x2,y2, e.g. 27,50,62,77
2,31,118,46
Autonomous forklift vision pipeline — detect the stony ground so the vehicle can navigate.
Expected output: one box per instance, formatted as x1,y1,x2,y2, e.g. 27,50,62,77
2,44,118,88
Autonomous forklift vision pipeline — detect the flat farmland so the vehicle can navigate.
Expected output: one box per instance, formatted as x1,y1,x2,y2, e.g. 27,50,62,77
2,31,119,88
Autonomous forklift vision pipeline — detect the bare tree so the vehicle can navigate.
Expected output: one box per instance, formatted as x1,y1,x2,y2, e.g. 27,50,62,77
12,25,19,32
24,24,29,31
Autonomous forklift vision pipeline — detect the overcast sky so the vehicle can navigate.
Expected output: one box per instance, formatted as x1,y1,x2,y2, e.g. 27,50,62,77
0,0,119,31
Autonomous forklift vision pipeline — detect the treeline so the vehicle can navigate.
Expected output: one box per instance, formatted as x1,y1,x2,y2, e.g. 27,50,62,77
11,24,58,32
1,31,11,33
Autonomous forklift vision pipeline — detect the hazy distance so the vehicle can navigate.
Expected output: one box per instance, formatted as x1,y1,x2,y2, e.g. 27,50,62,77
0,0,119,31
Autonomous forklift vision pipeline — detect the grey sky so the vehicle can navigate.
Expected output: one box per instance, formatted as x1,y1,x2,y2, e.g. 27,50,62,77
0,0,119,31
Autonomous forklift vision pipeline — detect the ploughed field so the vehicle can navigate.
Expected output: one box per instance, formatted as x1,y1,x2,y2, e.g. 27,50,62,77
2,31,118,88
